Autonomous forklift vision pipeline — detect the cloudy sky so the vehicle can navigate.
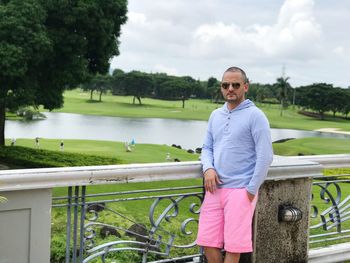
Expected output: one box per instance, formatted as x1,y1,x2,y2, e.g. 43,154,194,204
110,0,350,88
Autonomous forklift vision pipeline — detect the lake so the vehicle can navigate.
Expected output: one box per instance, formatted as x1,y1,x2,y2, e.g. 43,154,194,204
5,112,350,150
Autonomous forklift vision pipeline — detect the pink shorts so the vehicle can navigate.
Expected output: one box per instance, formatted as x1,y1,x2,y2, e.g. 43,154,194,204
196,188,257,253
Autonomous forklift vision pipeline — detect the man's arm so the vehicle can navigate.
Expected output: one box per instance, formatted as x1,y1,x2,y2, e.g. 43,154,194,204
201,114,221,193
201,119,214,173
246,112,274,196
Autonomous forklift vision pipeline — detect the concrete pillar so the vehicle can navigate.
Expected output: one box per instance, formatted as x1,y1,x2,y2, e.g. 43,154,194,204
0,188,52,263
241,156,322,263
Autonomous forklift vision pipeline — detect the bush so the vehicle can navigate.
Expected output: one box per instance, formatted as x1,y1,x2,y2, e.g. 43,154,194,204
16,107,46,120
0,146,122,168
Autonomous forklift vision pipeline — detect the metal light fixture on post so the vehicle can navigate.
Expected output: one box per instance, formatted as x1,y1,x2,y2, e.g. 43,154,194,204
278,204,303,222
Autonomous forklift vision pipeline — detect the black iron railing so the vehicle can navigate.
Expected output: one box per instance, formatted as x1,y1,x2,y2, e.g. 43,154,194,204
310,175,350,246
52,184,204,263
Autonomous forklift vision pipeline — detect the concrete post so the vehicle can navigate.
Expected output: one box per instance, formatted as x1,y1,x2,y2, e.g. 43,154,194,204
240,156,322,263
0,189,52,263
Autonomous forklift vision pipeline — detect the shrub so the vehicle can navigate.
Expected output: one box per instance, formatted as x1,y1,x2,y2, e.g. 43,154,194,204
0,146,122,168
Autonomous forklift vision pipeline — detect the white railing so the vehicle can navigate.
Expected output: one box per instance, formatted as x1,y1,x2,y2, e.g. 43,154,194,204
1,154,350,263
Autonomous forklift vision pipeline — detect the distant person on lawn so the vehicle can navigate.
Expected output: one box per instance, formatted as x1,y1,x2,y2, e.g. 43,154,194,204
35,137,40,148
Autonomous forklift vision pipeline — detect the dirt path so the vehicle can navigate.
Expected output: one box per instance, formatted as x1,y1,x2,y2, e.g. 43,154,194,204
314,128,350,135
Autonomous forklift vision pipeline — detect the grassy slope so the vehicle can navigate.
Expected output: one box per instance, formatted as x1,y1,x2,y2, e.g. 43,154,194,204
53,89,217,121
257,103,350,131
51,89,350,132
273,137,350,156
4,138,199,164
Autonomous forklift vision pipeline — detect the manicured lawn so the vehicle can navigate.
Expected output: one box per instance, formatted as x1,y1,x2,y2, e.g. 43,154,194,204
6,137,350,164
5,138,199,164
257,103,350,131
49,89,350,132
52,89,218,121
273,137,350,156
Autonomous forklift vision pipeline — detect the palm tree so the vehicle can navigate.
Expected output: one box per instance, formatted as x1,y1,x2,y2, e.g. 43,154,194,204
275,77,291,117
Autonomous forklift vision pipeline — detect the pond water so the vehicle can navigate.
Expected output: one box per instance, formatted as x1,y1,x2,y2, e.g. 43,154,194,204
5,112,350,150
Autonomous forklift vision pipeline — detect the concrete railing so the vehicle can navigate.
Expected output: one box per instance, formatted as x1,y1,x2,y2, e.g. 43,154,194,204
0,154,349,263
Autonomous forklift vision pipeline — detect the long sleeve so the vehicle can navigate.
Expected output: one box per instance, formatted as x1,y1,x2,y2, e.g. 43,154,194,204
200,100,273,192
246,112,274,195
201,114,215,173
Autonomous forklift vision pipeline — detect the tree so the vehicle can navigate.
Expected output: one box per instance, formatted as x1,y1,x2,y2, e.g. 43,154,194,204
117,71,154,105
296,83,334,120
81,74,112,101
152,72,170,99
0,0,51,145
206,77,221,102
110,69,125,95
95,75,112,102
179,76,197,108
190,80,206,99
0,0,127,145
327,88,347,118
154,76,195,108
81,76,98,100
340,89,350,119
274,77,292,116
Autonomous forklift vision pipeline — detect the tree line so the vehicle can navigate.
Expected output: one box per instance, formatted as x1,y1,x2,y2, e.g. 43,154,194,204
81,70,206,108
82,70,350,120
248,80,350,119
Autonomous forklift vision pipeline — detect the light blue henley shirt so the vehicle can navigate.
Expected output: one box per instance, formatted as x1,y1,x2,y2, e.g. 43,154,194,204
201,99,273,195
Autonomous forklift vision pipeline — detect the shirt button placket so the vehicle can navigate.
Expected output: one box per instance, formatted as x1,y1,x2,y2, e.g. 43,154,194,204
224,112,231,132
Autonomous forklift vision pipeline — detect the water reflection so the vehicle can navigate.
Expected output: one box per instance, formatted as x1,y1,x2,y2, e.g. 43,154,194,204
5,112,350,150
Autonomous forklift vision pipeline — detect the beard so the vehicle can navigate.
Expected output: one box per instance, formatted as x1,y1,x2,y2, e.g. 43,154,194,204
225,94,238,102
225,93,245,105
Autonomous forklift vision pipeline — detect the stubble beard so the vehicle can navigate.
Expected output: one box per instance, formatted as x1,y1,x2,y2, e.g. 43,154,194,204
226,94,244,106
225,94,238,104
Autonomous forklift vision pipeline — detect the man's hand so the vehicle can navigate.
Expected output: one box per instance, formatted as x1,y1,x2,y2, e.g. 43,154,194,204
246,190,255,202
204,169,222,193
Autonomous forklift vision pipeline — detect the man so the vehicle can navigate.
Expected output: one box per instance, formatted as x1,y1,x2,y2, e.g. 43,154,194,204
196,66,273,263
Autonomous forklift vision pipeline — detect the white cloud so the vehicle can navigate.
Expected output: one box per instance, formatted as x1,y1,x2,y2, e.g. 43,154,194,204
153,64,179,76
191,0,322,61
333,46,345,56
128,11,147,26
112,0,350,87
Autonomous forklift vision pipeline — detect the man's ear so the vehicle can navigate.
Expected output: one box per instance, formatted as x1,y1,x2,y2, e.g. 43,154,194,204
244,83,249,93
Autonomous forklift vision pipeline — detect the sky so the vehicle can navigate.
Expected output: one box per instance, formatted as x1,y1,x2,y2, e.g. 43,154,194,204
110,0,350,88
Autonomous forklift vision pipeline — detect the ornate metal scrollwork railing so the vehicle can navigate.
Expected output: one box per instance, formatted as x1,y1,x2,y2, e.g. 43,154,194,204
52,184,204,263
310,175,350,245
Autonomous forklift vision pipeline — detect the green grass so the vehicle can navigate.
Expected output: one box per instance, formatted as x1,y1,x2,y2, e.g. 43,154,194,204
0,145,122,168
52,89,218,121
273,137,350,156
5,137,350,166
5,112,22,120
50,89,350,132
257,103,350,131
4,138,199,164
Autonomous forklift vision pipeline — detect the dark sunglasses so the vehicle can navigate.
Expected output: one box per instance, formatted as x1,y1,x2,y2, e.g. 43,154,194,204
221,82,241,90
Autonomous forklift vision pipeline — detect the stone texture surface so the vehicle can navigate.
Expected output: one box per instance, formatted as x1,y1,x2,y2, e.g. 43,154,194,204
249,178,312,263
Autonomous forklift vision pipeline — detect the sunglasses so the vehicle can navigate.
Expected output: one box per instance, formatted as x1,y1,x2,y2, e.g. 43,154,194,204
221,82,241,90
